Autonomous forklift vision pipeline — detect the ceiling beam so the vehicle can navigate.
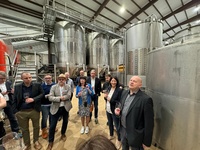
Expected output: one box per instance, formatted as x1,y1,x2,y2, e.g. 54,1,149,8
118,0,158,29
90,0,110,22
164,14,200,33
162,0,200,20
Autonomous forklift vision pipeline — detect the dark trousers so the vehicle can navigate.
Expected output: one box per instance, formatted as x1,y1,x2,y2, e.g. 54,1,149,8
4,101,19,132
121,126,144,150
90,94,98,119
41,105,51,129
106,112,121,141
48,107,69,142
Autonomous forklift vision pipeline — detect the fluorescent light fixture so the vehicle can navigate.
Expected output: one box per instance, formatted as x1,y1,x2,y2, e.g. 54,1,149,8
196,20,200,24
120,7,125,13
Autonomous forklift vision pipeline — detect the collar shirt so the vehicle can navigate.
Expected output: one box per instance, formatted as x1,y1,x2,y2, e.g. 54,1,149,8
0,82,9,101
66,78,74,93
59,86,65,107
121,92,136,128
106,88,115,114
91,78,95,94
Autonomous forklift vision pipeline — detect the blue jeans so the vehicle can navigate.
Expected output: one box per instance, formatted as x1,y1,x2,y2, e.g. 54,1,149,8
48,107,69,142
4,101,19,132
106,112,121,141
90,94,99,119
41,105,51,129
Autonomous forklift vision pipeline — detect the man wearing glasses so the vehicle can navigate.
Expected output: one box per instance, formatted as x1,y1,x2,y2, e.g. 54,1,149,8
41,74,55,139
46,74,72,150
0,71,20,134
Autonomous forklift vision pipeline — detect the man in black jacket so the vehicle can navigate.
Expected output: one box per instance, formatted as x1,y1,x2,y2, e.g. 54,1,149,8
115,76,154,150
86,69,101,124
14,72,44,150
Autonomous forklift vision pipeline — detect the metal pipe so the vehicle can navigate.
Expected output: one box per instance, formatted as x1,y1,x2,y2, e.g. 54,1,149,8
45,6,123,39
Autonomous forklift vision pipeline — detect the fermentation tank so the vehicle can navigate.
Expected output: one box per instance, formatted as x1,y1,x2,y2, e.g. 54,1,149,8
54,21,85,76
87,32,109,74
126,16,163,85
109,39,124,83
146,36,200,150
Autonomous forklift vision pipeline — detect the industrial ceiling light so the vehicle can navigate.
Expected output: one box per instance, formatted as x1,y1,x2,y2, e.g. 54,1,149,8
194,6,200,12
120,7,125,13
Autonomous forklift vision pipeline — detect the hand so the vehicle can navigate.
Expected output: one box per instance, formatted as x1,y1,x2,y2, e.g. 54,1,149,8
104,93,108,99
25,98,34,103
45,94,50,98
1,91,7,96
78,92,82,97
115,108,121,115
60,96,65,101
142,144,150,150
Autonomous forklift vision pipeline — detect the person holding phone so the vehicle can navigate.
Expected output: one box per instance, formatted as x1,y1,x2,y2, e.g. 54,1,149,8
76,76,93,134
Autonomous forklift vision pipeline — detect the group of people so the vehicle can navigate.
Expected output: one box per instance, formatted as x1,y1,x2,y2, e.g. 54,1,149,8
0,69,154,150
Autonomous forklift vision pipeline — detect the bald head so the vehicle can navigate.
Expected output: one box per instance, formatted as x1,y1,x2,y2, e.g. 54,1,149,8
129,76,142,91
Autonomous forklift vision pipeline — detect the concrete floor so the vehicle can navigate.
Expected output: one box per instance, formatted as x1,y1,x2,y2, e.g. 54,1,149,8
4,92,160,150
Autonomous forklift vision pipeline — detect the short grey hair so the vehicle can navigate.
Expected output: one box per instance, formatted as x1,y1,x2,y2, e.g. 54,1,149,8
0,71,6,78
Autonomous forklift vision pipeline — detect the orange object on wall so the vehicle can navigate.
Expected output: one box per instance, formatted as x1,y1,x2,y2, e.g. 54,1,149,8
0,41,6,72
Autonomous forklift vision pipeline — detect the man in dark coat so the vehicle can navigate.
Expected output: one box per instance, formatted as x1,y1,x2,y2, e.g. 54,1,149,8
115,76,154,150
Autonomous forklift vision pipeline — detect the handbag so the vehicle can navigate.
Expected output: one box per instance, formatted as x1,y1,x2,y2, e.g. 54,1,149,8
90,103,94,112
0,109,5,122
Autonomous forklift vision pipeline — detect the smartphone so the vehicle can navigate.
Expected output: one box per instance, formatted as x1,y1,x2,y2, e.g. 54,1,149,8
84,102,87,107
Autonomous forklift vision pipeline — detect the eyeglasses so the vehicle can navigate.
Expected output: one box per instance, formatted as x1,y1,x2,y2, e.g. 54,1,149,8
58,79,65,81
45,78,52,79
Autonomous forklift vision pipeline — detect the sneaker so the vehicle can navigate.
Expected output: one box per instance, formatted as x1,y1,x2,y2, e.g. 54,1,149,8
95,118,98,124
80,126,85,134
85,126,89,134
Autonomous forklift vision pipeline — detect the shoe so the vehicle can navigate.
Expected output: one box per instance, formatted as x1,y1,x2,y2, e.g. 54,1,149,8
80,126,85,134
24,144,31,150
84,126,89,134
116,140,121,149
42,128,48,139
60,134,66,141
108,136,114,140
34,141,42,150
46,142,53,150
95,118,98,124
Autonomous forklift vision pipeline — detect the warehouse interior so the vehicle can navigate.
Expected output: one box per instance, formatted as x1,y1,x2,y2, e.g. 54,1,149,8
0,0,200,150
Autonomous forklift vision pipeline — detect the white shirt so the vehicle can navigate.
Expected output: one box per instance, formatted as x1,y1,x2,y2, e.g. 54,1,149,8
0,82,9,101
91,78,95,94
106,88,115,114
59,86,65,107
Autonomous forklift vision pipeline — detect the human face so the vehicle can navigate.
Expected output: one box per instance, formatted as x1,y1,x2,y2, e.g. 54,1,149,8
129,76,142,91
65,73,70,79
105,76,111,82
44,75,52,84
0,75,6,84
21,73,32,86
80,71,84,76
90,70,96,78
110,78,117,88
58,78,66,86
80,78,86,85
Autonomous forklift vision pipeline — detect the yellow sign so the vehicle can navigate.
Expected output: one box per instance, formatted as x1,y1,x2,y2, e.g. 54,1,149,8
118,65,125,72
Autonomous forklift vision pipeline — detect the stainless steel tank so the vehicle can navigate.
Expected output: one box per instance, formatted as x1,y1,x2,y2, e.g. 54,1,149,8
146,37,200,150
87,32,109,69
174,24,200,43
54,21,85,75
109,39,124,70
126,17,163,84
